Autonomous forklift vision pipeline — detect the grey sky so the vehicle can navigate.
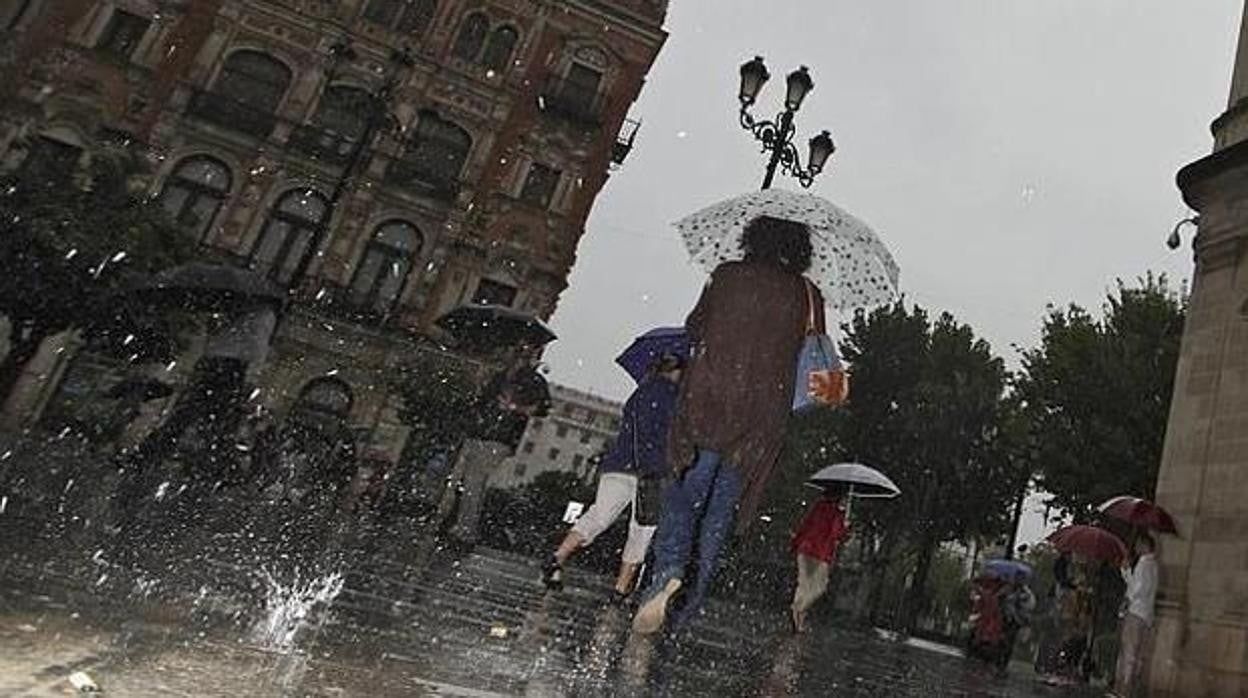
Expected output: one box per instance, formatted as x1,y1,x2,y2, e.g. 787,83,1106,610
545,0,1240,403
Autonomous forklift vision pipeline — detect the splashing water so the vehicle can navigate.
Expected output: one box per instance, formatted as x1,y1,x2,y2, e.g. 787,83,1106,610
251,569,344,652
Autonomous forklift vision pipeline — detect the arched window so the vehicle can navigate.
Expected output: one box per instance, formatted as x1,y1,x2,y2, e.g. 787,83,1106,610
396,0,437,35
363,0,437,35
292,85,371,161
215,50,291,112
205,50,291,138
250,189,329,285
349,221,422,315
480,26,518,72
295,377,353,420
311,85,370,140
451,12,489,62
387,111,471,198
158,157,232,241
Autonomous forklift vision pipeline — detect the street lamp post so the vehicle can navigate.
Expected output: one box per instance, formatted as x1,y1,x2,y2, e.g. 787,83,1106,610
737,56,836,190
288,40,414,289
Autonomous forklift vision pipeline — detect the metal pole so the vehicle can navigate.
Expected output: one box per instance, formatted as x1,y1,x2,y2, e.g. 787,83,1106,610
761,108,794,190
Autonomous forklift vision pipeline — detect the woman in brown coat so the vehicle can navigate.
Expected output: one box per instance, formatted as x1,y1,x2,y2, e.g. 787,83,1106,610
633,215,825,634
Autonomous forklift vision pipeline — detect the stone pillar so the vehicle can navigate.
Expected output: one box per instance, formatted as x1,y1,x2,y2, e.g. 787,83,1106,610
1150,5,1248,693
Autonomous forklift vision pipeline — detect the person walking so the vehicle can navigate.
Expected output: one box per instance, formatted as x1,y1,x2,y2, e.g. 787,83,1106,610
998,571,1037,674
542,353,684,601
1112,534,1158,697
633,215,826,634
789,488,851,632
440,347,551,546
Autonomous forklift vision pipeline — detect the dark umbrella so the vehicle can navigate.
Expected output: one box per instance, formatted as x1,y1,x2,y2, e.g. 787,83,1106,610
615,327,691,383
981,559,1034,580
126,262,284,312
104,377,175,402
436,304,556,350
1098,496,1179,536
1047,525,1128,566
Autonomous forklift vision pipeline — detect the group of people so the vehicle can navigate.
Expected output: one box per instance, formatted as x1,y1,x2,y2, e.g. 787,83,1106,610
967,535,1159,696
536,215,852,634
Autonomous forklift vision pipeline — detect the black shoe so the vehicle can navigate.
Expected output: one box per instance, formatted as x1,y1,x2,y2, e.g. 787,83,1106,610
542,558,563,590
608,589,630,607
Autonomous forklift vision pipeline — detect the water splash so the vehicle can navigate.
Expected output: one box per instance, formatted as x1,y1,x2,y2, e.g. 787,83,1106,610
251,569,344,652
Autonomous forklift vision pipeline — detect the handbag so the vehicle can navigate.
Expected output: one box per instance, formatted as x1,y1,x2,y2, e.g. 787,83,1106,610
793,279,850,413
634,476,663,526
628,405,664,526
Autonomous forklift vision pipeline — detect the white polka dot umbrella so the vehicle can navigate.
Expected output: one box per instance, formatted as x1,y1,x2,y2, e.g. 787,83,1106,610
674,189,901,312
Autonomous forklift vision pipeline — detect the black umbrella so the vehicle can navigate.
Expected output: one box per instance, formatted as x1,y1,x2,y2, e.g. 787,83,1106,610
104,376,175,402
126,262,284,312
436,304,557,350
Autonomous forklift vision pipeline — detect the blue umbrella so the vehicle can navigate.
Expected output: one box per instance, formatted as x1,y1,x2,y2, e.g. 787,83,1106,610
615,327,691,383
981,559,1034,580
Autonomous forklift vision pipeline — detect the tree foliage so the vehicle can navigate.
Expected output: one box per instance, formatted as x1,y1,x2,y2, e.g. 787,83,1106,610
0,142,192,398
1018,275,1185,519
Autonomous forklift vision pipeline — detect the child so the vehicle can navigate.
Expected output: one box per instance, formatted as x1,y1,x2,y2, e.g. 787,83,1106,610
789,487,851,632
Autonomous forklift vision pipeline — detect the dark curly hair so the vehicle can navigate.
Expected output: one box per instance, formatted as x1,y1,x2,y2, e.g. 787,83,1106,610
740,215,813,275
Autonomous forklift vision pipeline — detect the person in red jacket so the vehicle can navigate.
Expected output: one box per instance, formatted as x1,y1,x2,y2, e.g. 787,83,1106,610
789,488,851,632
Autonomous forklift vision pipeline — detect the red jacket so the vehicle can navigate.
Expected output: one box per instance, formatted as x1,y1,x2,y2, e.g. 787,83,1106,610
791,500,850,563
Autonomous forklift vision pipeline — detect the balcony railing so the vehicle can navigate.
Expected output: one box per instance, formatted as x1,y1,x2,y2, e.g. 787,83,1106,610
539,77,605,127
384,159,461,201
185,90,279,140
287,123,360,166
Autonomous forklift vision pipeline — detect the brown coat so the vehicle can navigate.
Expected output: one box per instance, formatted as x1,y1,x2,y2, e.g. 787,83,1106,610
668,261,826,528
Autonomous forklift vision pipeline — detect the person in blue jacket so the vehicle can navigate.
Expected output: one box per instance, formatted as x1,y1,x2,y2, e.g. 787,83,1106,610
542,353,683,602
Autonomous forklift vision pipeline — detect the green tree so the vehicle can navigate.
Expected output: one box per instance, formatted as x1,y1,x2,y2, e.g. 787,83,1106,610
1018,275,1185,519
0,143,191,400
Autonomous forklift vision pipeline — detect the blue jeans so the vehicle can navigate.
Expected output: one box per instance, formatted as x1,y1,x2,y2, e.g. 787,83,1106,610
645,450,745,629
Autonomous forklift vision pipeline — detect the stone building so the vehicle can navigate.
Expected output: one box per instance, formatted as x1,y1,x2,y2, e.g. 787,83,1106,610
1152,2,1248,694
0,1,666,471
489,382,620,489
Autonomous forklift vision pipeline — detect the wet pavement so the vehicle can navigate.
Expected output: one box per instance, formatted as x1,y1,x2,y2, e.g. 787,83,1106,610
0,543,1103,697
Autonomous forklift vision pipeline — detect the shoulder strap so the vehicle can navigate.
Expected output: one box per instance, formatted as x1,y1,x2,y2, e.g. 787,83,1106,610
802,278,818,335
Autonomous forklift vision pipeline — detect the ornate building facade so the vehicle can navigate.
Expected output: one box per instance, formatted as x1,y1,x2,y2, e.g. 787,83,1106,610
0,1,666,466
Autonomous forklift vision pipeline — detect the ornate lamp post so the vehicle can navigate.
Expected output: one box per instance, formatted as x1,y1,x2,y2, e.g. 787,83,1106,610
737,56,836,190
288,39,414,288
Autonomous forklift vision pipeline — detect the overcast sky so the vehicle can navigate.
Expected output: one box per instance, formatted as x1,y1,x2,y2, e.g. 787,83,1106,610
544,0,1242,404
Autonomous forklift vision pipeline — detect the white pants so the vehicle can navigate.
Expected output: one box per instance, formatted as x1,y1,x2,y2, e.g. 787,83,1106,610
791,553,831,617
571,472,656,564
1115,613,1152,697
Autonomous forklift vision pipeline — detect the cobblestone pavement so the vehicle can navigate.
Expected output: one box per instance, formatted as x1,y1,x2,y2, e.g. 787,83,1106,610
0,544,1103,698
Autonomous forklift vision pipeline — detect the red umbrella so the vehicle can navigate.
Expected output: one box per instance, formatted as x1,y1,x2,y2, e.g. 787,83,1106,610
1047,525,1129,566
1098,496,1179,536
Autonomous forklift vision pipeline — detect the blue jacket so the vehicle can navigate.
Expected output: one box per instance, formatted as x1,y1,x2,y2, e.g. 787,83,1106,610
598,375,679,479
